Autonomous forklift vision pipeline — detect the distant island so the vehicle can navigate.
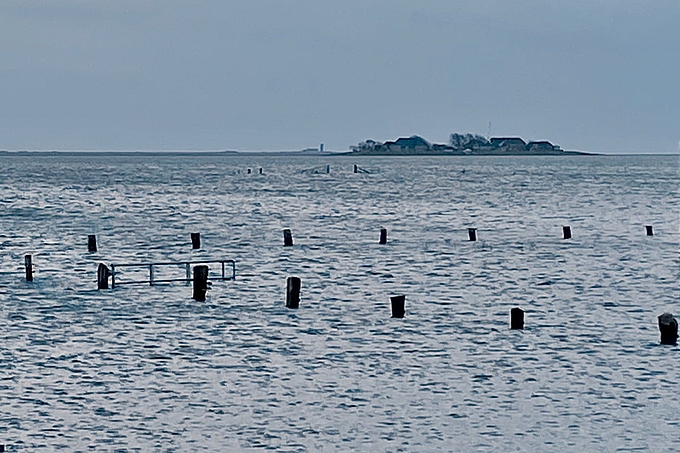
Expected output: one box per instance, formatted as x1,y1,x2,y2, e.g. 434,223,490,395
348,133,593,156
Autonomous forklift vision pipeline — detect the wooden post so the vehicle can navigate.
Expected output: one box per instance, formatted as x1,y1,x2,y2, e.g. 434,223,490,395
563,226,572,239
283,229,294,247
326,165,330,174
379,228,387,245
353,164,358,174
658,313,678,345
193,265,209,302
97,263,110,290
286,277,301,309
391,295,405,318
191,232,201,249
468,228,477,242
259,168,263,174
25,255,33,282
645,225,654,236
510,307,524,330
88,234,97,252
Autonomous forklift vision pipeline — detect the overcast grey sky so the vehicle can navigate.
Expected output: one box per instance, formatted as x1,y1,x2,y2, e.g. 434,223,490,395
0,0,678,153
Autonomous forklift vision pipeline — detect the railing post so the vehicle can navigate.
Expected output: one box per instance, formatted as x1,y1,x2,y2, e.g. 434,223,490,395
221,261,225,279
149,264,154,286
186,263,191,285
232,262,236,280
111,264,116,288
97,263,110,290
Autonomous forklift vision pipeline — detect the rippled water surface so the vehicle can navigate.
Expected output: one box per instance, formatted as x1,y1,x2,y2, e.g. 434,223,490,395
0,153,679,451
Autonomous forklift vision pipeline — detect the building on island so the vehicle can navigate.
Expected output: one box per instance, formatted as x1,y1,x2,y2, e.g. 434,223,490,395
383,136,431,153
349,134,572,155
350,135,432,154
526,141,558,153
489,137,527,150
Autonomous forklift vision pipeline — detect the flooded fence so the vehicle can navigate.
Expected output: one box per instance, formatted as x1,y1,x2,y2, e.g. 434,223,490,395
105,259,236,289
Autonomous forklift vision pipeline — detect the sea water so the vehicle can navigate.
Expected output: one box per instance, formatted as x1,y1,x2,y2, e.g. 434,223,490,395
0,153,678,451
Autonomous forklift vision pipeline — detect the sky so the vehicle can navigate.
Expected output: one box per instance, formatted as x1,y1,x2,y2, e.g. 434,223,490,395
0,0,678,153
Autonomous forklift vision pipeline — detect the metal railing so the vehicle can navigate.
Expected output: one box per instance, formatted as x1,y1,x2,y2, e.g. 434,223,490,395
110,259,235,289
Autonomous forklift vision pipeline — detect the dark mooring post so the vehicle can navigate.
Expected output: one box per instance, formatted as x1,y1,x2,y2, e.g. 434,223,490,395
88,234,97,252
379,228,387,245
193,265,209,302
563,226,572,240
0,443,5,451
191,232,201,249
259,168,263,174
391,295,405,318
353,164,358,174
97,263,110,290
286,277,301,309
658,313,678,345
25,255,33,282
646,225,654,236
247,168,252,174
326,165,330,174
468,228,477,242
510,307,524,330
283,229,294,247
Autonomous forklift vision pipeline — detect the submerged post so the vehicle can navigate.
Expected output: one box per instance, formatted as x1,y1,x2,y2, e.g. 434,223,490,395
379,228,387,245
25,255,33,282
563,226,572,240
468,228,477,242
645,225,654,236
510,307,524,330
354,164,358,174
193,265,209,302
283,229,294,247
191,233,201,249
658,313,678,345
97,263,110,290
88,234,97,252
286,277,301,309
391,295,405,318
259,168,263,174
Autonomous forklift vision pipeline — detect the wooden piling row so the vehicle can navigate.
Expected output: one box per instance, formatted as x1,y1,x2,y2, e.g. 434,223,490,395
191,233,201,249
25,255,32,282
193,265,209,302
563,226,572,240
286,276,301,309
658,313,678,345
390,295,405,318
88,234,97,252
283,229,294,247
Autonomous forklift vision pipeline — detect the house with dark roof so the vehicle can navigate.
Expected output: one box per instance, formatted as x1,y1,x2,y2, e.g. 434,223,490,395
489,137,527,148
526,141,556,153
383,135,431,153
